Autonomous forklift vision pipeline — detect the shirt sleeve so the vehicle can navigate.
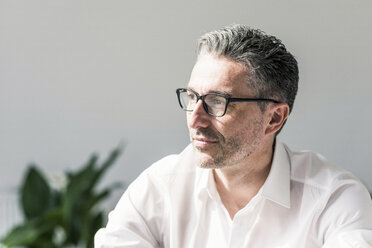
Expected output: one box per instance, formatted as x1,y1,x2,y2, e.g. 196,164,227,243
318,175,372,247
95,171,165,248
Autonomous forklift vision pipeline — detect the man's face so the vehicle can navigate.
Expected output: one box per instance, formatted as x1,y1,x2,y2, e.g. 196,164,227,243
187,54,267,169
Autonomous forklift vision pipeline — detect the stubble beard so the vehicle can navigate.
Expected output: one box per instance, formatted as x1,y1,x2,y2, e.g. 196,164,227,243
191,119,264,169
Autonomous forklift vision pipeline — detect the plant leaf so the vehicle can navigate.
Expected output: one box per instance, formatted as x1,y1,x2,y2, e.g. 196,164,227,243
84,182,123,213
1,220,42,246
6,146,123,248
1,208,64,247
62,147,122,245
95,147,122,185
63,147,122,214
21,165,53,220
83,212,104,248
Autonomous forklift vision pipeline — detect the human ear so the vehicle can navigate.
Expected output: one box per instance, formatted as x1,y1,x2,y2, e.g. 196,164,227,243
265,103,290,135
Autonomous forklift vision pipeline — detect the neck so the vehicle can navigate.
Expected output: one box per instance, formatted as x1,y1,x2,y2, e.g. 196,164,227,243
213,138,275,219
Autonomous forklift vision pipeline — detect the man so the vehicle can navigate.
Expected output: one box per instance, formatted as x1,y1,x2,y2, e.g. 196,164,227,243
95,25,372,247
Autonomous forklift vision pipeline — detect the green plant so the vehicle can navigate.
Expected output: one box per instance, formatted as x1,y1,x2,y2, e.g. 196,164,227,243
1,146,123,248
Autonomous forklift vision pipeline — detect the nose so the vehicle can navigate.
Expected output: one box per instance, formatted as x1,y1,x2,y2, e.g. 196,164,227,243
187,99,211,129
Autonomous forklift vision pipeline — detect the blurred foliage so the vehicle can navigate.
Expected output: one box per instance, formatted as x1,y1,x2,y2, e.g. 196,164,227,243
1,146,123,248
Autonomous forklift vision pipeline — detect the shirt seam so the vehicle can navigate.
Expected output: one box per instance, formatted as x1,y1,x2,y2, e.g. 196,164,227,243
309,172,352,247
147,172,169,247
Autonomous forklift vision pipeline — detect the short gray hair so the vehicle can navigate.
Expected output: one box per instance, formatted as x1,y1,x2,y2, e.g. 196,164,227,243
197,24,299,114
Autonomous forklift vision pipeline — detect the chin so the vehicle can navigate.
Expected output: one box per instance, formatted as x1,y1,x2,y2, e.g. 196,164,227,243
193,149,226,169
194,149,214,168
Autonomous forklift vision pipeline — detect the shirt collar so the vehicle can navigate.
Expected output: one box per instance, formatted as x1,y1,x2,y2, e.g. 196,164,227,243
195,165,215,201
261,140,291,208
194,140,291,208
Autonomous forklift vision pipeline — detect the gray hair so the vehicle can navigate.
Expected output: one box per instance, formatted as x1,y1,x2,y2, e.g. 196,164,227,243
197,24,299,114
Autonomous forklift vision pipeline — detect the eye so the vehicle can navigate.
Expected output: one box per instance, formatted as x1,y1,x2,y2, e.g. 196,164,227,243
212,98,224,105
187,92,196,100
205,95,226,107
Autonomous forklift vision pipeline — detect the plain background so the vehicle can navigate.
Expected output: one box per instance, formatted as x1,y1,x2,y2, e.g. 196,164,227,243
1,0,371,214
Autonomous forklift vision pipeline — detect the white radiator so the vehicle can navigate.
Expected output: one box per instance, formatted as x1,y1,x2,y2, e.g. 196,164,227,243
0,188,23,240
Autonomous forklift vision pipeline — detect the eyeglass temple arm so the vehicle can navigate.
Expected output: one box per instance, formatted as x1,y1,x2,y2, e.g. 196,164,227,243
229,98,281,104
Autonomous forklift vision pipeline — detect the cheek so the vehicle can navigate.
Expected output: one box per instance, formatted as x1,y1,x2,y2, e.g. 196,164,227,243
223,116,265,141
214,114,241,134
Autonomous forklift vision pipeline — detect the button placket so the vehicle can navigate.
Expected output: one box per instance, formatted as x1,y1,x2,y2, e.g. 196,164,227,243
227,196,263,248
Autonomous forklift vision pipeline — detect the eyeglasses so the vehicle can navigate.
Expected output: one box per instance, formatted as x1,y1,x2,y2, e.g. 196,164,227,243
176,88,281,117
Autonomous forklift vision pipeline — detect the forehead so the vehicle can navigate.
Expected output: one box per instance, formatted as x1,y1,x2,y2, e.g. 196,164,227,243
188,54,253,96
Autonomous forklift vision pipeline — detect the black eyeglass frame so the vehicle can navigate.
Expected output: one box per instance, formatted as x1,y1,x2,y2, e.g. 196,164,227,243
176,88,282,117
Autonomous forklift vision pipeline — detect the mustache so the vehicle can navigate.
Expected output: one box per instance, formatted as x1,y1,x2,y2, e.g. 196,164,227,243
192,127,223,142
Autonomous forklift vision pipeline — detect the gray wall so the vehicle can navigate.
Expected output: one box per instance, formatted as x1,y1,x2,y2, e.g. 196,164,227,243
1,0,371,212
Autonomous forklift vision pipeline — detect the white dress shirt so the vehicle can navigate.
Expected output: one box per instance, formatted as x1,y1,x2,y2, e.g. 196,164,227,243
95,141,372,248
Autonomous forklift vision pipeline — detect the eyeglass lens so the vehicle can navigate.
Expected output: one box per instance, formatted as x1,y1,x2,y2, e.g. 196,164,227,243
179,89,227,117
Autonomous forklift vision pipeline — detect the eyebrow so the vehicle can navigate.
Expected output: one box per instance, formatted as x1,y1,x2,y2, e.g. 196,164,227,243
187,87,232,97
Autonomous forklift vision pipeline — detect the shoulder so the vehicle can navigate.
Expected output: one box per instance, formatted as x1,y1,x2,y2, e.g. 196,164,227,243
140,144,197,184
101,146,196,246
283,143,372,241
146,144,196,176
285,144,360,192
285,144,370,206
126,144,197,200
287,145,371,210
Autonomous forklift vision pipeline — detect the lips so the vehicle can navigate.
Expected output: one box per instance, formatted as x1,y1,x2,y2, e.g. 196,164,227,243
193,137,217,143
192,137,218,148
